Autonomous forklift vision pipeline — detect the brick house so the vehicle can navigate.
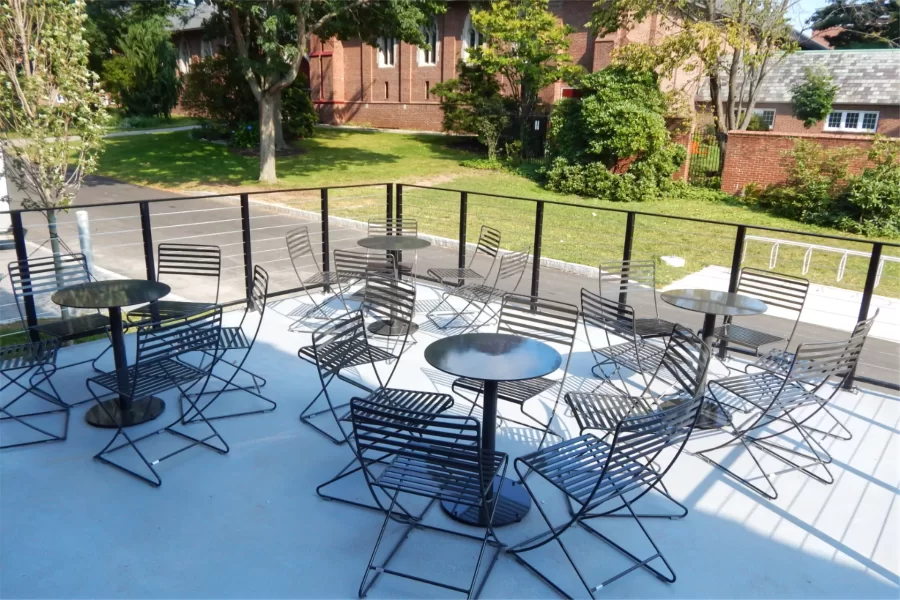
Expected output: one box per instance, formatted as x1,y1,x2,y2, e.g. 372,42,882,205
696,50,900,137
308,0,687,131
168,3,220,76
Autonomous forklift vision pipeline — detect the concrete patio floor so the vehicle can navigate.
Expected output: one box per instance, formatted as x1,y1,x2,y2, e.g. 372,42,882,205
1,283,898,599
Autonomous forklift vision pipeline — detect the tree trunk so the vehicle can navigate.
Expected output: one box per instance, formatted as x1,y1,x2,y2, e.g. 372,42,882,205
274,92,287,150
258,92,277,184
47,210,71,320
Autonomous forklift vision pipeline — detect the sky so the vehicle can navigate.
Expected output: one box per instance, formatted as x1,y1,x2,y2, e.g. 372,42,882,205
789,0,832,32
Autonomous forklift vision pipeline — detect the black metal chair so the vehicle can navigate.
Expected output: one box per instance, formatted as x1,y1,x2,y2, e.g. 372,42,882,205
301,312,454,515
425,247,529,331
695,319,872,500
599,259,678,340
451,294,579,452
332,247,397,306
581,288,670,393
7,253,111,382
710,267,809,357
508,336,709,597
88,308,228,487
179,266,275,422
127,243,221,324
349,396,507,599
1,338,68,449
285,226,349,329
368,217,419,280
427,224,502,286
297,308,402,445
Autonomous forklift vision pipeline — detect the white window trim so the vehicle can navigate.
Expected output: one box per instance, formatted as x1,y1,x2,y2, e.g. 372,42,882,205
377,36,397,68
753,108,776,129
201,39,213,59
461,13,483,63
417,19,439,66
177,40,191,74
824,110,879,133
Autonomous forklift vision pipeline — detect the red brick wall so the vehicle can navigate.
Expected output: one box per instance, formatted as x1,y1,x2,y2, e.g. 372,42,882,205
720,131,878,194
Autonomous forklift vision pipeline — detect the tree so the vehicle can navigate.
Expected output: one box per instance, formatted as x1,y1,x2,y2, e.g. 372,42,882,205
209,0,444,183
467,0,582,154
592,0,798,146
791,67,839,128
810,0,899,48
0,0,109,271
432,63,515,161
118,15,181,118
544,67,687,202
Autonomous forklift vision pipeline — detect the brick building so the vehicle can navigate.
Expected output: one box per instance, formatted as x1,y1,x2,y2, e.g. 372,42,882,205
696,50,900,138
308,1,684,131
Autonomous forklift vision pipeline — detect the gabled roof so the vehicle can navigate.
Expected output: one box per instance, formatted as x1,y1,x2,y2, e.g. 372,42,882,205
696,49,900,105
167,2,215,33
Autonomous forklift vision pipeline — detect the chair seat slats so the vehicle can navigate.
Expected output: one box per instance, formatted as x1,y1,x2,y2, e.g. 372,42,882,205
565,392,655,432
426,267,485,282
376,450,506,507
298,337,396,370
634,317,678,339
128,300,216,323
711,323,784,350
0,340,58,370
88,358,207,398
453,375,558,405
35,313,110,341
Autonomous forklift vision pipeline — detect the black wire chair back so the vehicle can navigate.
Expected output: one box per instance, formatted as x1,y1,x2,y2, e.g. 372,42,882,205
311,311,381,385
333,247,397,281
349,396,490,505
581,287,638,346
156,243,222,303
783,317,873,393
473,225,502,260
246,265,269,317
367,218,418,237
655,326,712,400
586,391,705,510
497,293,579,348
361,275,415,325
134,307,223,369
494,247,530,289
599,259,659,303
286,226,321,274
8,253,92,317
736,267,809,314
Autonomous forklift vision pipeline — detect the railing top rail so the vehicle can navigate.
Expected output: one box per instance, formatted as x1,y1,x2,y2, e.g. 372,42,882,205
0,183,390,214
398,183,900,248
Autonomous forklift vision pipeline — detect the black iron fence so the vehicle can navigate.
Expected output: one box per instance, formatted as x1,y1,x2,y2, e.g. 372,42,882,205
687,132,723,187
3,182,897,391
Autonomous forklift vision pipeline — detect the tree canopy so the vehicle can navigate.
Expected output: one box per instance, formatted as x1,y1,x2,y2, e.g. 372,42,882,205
810,0,899,48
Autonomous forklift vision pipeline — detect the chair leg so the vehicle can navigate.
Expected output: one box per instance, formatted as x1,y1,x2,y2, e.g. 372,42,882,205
1,365,69,450
179,358,277,423
690,434,779,500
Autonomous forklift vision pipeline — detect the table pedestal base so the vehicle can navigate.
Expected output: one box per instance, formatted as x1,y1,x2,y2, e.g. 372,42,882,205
85,397,166,428
368,319,418,337
441,475,531,527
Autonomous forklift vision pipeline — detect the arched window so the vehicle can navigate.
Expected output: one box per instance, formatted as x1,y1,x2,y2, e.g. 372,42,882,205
418,18,439,66
377,36,396,68
460,13,483,63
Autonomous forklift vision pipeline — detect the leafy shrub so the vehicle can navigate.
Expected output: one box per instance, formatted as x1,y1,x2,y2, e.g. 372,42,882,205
543,67,686,202
230,122,258,149
461,158,505,170
750,137,900,237
181,52,257,126
100,55,133,107
746,113,770,132
791,67,838,128
117,16,181,118
281,84,318,139
191,121,230,141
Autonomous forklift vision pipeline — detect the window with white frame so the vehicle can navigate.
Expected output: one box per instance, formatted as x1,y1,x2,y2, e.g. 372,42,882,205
461,14,484,63
753,108,776,129
418,19,439,66
201,39,213,59
377,36,397,68
177,40,191,73
824,110,879,132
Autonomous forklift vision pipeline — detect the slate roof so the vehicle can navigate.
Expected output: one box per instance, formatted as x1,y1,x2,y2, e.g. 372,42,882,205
167,2,215,33
696,49,900,106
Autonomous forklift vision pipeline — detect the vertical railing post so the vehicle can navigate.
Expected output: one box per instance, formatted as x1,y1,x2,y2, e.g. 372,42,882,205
844,242,882,390
619,212,636,306
139,201,156,282
530,201,544,299
240,193,253,303
385,183,393,224
721,225,748,358
11,211,39,342
395,184,404,264
320,188,330,291
458,191,468,270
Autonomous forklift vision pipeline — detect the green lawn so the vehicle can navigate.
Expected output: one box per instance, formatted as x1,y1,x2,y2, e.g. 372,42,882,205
94,129,899,298
105,112,200,132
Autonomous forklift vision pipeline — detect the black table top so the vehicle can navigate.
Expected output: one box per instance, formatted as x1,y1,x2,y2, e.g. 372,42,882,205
357,235,431,251
52,280,171,310
660,288,767,317
424,333,562,382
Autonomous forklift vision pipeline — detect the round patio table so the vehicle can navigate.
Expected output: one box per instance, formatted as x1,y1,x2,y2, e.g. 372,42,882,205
356,235,431,337
424,332,562,527
660,288,768,428
53,279,170,428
